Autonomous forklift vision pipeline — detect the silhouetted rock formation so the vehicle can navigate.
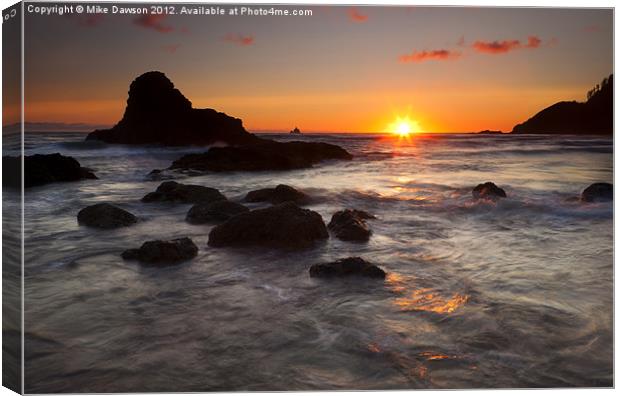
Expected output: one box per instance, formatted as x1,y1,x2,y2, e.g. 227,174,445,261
309,257,386,279
477,130,504,135
85,71,352,170
290,127,301,134
186,200,249,224
328,209,375,241
169,141,352,172
512,75,613,135
77,203,137,229
208,202,328,248
245,184,308,204
2,153,97,188
122,237,198,265
86,71,258,146
472,182,507,200
581,183,613,203
141,181,226,204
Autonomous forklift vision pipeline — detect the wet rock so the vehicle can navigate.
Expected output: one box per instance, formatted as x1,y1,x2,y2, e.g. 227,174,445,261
141,181,226,204
186,200,249,224
328,209,374,241
169,140,352,172
472,182,507,200
245,184,308,204
3,153,97,188
121,237,198,265
309,257,386,279
208,202,328,248
86,71,257,146
77,203,137,229
581,182,613,202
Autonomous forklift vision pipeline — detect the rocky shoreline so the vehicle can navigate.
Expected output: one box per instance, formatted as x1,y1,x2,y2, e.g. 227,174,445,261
2,72,613,281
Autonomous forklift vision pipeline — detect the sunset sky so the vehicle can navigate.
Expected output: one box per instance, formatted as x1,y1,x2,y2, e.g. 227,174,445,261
17,5,613,133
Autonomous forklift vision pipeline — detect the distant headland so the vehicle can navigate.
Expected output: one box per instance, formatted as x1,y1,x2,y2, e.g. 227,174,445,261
511,75,612,135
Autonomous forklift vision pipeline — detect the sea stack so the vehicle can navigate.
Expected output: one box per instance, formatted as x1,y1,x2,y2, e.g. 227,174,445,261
86,71,259,146
290,127,301,134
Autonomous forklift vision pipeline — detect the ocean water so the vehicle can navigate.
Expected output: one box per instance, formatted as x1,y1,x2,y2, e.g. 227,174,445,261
4,132,613,391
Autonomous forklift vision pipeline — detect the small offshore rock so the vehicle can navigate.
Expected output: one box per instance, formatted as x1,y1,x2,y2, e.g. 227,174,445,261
245,184,308,204
328,209,374,241
142,181,226,204
581,182,613,202
309,257,386,279
77,203,137,229
472,182,507,200
3,153,97,188
121,237,198,265
186,200,249,224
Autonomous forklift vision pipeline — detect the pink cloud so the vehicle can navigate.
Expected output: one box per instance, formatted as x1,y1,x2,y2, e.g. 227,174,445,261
472,39,521,54
223,33,255,46
348,7,368,23
472,36,543,54
399,49,461,63
525,35,542,48
133,15,173,33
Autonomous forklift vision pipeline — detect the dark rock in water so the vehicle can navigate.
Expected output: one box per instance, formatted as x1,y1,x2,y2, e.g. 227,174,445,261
309,257,386,279
3,153,97,188
581,182,613,202
472,182,507,200
245,184,308,204
77,203,137,229
186,200,249,224
512,74,612,135
83,71,353,174
169,140,352,172
477,130,504,135
86,71,258,146
208,202,328,248
121,237,198,265
290,127,301,134
142,181,226,204
328,209,374,241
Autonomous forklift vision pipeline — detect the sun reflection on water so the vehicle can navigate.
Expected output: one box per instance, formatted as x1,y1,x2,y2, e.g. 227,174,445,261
386,273,469,314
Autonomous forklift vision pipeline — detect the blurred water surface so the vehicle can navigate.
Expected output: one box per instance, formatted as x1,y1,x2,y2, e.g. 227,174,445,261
6,132,612,391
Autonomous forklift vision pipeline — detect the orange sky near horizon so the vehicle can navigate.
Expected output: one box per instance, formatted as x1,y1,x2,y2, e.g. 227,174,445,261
21,83,590,133
15,6,613,133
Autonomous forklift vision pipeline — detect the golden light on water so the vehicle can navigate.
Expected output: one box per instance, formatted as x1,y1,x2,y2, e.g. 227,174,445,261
386,273,469,314
394,289,469,314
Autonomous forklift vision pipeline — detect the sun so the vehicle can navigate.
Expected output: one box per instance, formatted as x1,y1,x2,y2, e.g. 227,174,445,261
388,116,422,137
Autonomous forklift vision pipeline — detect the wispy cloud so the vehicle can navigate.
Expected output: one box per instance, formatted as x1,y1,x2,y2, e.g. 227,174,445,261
348,7,368,23
472,36,542,54
399,49,461,63
133,15,173,33
223,33,255,46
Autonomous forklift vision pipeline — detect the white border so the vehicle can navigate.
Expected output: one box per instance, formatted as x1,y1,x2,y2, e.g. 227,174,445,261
0,1,616,396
